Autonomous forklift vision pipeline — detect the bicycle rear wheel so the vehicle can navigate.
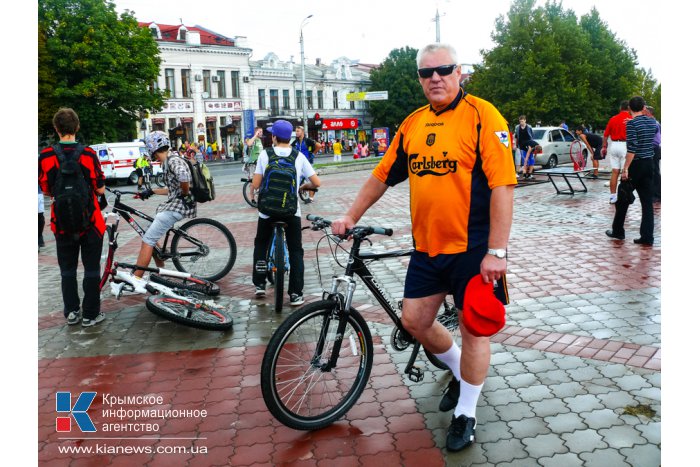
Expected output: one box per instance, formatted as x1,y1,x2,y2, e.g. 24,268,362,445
145,295,233,330
424,301,461,370
273,229,285,313
242,180,257,208
171,218,237,282
260,300,373,430
149,274,220,296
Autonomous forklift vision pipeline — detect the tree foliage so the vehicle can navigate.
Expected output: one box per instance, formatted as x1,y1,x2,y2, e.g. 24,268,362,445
465,0,660,129
38,0,165,144
367,47,426,132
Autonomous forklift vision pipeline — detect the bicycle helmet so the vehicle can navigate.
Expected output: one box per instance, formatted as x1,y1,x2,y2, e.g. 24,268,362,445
145,131,170,157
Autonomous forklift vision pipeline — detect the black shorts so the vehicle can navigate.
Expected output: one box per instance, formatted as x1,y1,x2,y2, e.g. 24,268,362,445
593,147,603,160
404,245,508,309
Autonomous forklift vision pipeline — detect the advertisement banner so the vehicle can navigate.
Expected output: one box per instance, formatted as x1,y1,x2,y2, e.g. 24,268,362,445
321,118,359,130
372,127,390,155
243,110,255,138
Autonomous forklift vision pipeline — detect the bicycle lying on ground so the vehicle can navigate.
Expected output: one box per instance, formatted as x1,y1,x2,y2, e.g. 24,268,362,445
98,188,235,330
260,214,459,430
102,187,237,281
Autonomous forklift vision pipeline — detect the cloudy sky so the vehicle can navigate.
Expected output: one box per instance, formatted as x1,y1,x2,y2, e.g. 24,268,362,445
112,0,665,82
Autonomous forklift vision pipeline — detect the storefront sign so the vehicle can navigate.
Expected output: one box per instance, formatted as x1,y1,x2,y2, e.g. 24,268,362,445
205,100,243,112
321,118,359,130
162,101,194,113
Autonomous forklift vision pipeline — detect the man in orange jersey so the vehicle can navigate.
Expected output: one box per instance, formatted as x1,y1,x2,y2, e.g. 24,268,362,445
332,43,516,452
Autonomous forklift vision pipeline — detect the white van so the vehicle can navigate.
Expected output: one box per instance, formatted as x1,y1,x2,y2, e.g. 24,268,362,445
90,141,162,183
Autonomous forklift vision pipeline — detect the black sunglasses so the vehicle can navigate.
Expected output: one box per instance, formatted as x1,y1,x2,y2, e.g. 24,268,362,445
417,64,457,79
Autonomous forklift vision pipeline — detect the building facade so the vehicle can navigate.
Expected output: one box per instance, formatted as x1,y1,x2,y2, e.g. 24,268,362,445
141,22,374,156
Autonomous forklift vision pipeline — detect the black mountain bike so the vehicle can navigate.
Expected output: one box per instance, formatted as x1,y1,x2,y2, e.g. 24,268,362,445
260,215,459,430
102,187,237,282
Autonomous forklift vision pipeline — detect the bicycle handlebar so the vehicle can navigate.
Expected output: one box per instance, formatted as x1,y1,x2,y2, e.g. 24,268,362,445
305,214,393,238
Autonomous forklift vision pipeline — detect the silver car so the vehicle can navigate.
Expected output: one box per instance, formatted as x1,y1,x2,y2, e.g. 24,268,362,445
528,126,588,169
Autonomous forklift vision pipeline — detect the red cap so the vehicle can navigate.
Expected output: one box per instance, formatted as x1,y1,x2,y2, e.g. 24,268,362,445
462,275,506,337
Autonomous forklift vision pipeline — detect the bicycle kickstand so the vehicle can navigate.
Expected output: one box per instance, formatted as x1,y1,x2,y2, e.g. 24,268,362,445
404,342,424,383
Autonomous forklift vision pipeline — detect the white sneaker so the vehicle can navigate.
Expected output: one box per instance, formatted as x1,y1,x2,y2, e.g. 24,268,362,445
609,194,617,204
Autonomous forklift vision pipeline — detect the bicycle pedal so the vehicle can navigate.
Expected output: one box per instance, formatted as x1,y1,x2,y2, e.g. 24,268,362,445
406,365,424,383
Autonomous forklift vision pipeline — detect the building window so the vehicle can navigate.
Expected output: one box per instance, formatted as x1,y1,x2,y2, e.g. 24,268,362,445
203,70,211,97
282,90,290,110
216,70,226,98
270,89,279,115
258,89,266,110
181,69,191,98
333,91,339,109
165,69,175,98
295,90,302,109
306,90,313,110
231,71,240,98
317,90,324,110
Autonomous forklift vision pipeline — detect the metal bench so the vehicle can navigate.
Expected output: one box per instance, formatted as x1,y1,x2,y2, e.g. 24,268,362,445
536,168,592,195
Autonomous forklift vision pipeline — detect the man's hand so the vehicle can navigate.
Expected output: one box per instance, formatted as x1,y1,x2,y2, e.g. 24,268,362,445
480,254,507,283
180,193,196,209
138,188,154,200
331,215,357,237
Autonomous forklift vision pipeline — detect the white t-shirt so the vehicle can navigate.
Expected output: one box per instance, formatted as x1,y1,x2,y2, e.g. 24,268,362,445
255,146,316,219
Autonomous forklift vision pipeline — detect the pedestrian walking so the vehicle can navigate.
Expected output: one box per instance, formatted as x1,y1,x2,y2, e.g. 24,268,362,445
331,43,516,452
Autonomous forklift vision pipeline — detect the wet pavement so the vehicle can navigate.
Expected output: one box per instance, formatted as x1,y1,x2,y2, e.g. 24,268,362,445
38,165,661,466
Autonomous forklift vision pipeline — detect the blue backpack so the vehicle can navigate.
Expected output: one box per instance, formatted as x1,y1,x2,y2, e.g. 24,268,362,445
257,148,299,217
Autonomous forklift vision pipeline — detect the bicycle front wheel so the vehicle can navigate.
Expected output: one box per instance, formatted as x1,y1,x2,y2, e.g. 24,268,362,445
261,300,373,430
145,295,233,330
171,218,237,282
274,230,285,313
242,180,257,208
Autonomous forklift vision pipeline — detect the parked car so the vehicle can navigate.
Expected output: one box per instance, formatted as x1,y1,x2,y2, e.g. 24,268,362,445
529,127,588,169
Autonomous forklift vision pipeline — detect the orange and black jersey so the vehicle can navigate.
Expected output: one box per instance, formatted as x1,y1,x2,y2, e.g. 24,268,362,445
38,143,106,236
373,90,516,256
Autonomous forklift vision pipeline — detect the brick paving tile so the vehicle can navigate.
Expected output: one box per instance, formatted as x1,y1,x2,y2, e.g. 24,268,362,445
37,169,661,465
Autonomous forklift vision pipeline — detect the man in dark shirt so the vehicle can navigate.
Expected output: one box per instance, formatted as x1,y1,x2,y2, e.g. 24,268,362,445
574,126,604,179
606,96,657,245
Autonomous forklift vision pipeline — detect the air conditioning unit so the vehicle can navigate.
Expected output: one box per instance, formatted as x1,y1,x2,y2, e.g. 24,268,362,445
194,74,202,81
243,76,250,83
212,76,221,82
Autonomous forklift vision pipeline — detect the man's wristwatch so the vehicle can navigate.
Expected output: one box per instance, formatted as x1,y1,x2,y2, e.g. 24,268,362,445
487,248,507,259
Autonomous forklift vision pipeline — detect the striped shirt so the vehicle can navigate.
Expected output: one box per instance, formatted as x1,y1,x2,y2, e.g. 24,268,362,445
626,115,657,160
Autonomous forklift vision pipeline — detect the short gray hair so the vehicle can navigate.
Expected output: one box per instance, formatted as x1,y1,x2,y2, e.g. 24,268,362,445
416,43,459,68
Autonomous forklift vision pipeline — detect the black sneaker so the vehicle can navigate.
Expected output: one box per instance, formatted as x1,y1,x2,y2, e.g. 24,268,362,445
439,377,460,412
446,415,477,452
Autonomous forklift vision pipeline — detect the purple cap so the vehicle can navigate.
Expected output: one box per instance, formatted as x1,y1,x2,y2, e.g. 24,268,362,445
268,120,293,139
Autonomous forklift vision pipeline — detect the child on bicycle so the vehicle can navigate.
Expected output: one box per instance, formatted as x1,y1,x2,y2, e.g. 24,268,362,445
251,120,321,306
132,131,196,287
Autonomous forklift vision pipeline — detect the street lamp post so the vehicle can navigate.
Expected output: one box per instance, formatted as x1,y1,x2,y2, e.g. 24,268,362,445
300,14,313,136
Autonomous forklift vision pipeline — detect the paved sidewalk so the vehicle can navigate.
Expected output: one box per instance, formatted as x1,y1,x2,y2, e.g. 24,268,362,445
38,166,660,466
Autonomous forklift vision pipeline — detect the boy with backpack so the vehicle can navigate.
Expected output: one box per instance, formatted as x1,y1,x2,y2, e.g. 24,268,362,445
38,108,107,327
251,120,321,306
132,131,196,286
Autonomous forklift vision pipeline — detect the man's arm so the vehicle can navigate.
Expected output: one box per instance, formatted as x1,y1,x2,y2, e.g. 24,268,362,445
481,185,514,283
331,175,388,235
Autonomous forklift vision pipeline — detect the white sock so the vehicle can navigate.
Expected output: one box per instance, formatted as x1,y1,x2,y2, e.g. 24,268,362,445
433,342,462,380
454,380,484,418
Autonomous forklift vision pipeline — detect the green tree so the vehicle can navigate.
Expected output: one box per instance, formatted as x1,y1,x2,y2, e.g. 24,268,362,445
465,0,659,130
367,47,426,131
38,0,165,144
